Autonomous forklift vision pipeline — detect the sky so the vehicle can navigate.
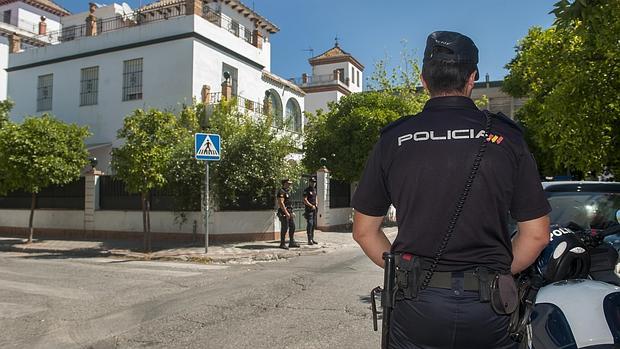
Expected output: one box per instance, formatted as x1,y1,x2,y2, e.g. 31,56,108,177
56,0,557,85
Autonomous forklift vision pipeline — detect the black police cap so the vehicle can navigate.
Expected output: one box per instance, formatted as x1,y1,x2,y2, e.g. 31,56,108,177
423,31,479,80
281,178,292,184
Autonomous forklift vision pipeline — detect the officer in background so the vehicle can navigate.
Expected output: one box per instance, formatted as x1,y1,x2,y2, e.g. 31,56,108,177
277,179,299,249
303,177,319,245
352,31,551,348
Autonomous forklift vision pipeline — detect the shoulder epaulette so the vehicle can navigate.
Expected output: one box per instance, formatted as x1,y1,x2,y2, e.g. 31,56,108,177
488,111,524,134
381,115,415,134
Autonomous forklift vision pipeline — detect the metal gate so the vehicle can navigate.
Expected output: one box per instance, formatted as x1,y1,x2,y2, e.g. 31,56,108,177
290,174,312,231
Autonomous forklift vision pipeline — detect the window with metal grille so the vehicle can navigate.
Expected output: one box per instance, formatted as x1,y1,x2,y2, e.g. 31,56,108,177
36,74,53,111
122,58,143,101
80,66,99,106
3,10,11,24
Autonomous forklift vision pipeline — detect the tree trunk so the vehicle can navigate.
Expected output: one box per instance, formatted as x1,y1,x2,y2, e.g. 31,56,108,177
146,198,151,253
141,192,147,252
27,192,36,243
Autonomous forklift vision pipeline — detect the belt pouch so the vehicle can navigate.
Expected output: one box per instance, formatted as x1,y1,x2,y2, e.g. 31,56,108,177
395,254,421,299
490,273,519,315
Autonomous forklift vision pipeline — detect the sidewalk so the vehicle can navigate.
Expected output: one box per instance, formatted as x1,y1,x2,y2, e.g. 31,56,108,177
0,227,398,264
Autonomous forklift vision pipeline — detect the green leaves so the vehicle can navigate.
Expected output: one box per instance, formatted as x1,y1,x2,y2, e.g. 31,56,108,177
504,0,620,176
111,109,182,195
303,91,425,183
203,100,299,209
0,114,90,195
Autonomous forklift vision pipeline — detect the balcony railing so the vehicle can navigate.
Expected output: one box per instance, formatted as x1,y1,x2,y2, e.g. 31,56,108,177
207,93,265,117
38,2,186,45
202,7,254,45
290,73,346,88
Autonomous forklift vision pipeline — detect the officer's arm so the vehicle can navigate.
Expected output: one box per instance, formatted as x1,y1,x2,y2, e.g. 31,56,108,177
511,215,550,274
303,195,313,208
353,211,391,268
278,197,289,218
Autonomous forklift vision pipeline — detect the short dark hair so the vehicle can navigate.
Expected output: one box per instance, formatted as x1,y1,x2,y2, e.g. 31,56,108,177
422,46,477,96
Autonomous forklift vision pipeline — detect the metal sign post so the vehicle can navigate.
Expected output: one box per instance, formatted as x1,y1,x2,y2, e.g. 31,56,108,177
195,133,221,254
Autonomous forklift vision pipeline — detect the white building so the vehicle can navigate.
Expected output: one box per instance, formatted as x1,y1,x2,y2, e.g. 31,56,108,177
6,0,306,173
0,0,68,100
293,42,364,115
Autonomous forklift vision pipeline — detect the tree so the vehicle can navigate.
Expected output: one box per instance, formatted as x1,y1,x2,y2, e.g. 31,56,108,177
0,114,90,242
203,99,299,209
303,92,425,182
303,47,429,182
504,0,620,176
0,99,13,129
111,109,181,252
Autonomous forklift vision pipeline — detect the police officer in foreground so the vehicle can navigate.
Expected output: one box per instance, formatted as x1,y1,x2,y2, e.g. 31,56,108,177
352,31,551,348
303,177,319,245
277,179,299,249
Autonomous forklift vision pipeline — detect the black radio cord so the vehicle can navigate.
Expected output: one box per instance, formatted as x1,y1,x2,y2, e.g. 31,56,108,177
420,111,493,290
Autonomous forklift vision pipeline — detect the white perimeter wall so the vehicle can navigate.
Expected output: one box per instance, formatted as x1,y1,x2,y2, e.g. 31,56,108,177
0,209,277,236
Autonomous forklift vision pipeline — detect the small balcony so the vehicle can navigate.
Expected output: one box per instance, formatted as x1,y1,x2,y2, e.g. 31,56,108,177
290,72,350,90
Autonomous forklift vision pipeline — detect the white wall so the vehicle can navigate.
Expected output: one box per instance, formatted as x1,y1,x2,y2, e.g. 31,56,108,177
304,90,341,115
17,4,61,33
8,16,197,152
8,36,194,151
326,207,353,227
0,209,84,230
0,3,61,33
311,61,362,94
0,209,277,236
0,39,7,100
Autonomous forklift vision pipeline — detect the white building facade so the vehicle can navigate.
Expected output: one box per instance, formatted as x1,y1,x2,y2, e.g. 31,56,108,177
7,0,305,173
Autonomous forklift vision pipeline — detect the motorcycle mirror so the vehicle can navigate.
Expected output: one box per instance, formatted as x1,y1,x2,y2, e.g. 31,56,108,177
616,209,620,224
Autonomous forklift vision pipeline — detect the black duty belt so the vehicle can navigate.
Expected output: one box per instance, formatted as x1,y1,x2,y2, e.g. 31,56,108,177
426,271,480,291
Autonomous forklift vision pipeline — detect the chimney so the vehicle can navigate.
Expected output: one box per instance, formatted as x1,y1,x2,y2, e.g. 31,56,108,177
9,33,21,53
38,16,47,35
186,0,202,16
252,29,263,49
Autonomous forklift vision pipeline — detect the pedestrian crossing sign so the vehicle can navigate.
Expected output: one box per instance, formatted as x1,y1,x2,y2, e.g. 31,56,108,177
195,133,221,161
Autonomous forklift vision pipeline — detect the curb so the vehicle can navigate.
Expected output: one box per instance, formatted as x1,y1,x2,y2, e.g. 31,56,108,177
0,244,111,257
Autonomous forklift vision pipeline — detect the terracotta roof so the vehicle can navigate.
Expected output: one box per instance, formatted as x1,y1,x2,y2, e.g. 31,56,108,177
0,0,71,16
309,44,364,70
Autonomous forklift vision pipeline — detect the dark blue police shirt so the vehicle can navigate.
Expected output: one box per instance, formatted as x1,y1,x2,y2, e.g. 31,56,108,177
352,96,551,272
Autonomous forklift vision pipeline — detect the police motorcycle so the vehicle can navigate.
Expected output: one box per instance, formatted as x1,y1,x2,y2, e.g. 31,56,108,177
514,212,620,349
369,210,620,349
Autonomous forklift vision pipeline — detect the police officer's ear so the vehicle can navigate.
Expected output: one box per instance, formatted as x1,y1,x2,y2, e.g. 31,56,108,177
420,74,430,94
464,70,478,97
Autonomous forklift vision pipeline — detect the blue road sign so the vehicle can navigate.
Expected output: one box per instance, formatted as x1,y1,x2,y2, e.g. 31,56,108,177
195,133,221,161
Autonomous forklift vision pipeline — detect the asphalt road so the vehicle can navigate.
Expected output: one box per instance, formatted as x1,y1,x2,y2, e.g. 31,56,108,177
0,241,384,349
